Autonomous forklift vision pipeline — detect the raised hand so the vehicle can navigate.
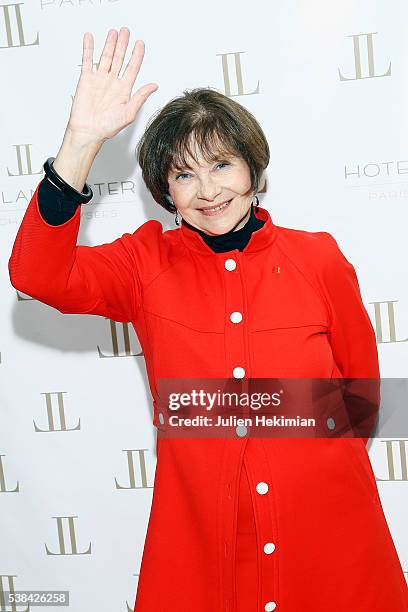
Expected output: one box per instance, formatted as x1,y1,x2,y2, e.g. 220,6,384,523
66,28,158,146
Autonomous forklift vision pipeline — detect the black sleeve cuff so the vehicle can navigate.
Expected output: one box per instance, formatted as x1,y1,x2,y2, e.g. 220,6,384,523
38,177,80,226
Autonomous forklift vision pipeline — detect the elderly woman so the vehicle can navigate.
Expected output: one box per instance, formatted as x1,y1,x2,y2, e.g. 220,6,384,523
8,29,408,612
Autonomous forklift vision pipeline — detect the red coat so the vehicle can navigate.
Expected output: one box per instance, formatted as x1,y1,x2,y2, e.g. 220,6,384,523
9,179,408,612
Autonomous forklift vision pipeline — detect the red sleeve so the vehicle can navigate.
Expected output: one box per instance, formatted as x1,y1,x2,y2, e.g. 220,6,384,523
319,232,380,445
8,178,148,323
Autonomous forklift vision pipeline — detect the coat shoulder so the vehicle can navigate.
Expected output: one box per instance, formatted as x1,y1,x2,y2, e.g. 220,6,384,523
275,224,352,273
276,224,337,250
125,218,180,249
120,218,183,288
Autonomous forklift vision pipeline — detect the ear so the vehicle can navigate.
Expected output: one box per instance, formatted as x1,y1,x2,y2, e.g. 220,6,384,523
163,193,174,206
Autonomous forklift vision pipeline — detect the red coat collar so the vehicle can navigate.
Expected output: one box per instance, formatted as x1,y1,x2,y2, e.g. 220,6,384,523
179,205,277,254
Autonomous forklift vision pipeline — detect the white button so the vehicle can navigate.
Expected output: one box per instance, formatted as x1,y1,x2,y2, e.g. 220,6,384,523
327,417,336,430
233,366,245,378
230,311,242,323
158,412,164,425
224,258,236,271
264,542,276,554
256,482,269,495
236,425,247,437
265,602,277,611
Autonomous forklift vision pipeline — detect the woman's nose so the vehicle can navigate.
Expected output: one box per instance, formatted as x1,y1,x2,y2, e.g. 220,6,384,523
197,177,221,200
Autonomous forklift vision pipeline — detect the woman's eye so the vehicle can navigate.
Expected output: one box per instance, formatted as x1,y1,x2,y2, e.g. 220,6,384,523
175,162,229,181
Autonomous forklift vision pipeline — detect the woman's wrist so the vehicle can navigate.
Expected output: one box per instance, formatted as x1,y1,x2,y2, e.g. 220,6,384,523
52,126,103,192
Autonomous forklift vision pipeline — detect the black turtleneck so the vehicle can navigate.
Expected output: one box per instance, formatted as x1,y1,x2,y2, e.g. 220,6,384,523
182,203,265,252
37,177,265,253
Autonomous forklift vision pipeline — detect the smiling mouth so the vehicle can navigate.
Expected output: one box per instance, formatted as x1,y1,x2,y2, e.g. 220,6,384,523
199,200,232,214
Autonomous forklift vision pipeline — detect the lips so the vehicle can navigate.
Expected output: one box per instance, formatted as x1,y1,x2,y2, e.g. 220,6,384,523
199,200,231,211
198,200,232,216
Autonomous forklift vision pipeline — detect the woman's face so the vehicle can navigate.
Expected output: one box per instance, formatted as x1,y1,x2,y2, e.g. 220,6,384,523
167,142,254,236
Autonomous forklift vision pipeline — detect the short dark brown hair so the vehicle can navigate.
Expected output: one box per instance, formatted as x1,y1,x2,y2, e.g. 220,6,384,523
136,87,270,214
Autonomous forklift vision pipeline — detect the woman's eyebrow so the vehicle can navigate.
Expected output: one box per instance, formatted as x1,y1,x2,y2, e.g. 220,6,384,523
168,165,192,175
169,153,236,174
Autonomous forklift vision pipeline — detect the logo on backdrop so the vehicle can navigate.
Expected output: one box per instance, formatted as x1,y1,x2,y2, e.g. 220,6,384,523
33,391,80,432
338,32,391,81
97,321,143,357
115,449,153,490
216,51,259,97
45,516,91,556
0,4,38,49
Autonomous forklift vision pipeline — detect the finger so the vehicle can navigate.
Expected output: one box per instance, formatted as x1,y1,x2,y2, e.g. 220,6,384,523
121,39,146,86
126,83,159,122
81,32,94,74
110,26,130,77
97,29,118,73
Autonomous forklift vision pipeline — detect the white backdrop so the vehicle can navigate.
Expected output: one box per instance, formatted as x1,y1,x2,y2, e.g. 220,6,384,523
1,0,407,610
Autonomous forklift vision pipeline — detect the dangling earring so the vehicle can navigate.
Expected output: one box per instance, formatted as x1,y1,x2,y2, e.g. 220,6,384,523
254,194,260,208
175,209,181,226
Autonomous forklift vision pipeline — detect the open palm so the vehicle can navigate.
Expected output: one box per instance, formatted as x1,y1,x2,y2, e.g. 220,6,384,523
67,28,158,145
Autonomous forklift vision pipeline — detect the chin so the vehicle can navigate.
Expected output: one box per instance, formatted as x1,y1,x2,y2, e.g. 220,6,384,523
200,217,240,235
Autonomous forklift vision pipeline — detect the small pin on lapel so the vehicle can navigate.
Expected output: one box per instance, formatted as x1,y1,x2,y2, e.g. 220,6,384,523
273,265,281,274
